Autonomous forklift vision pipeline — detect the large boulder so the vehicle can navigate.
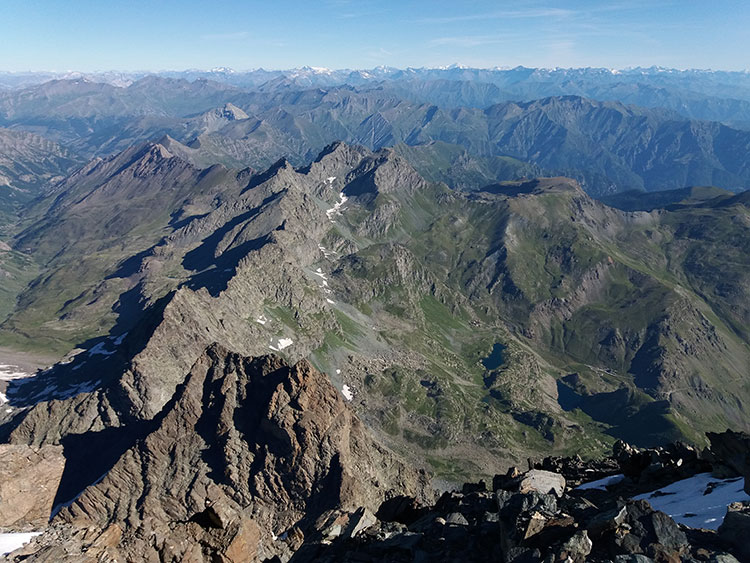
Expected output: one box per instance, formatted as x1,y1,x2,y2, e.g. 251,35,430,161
717,501,750,560
517,469,566,497
706,430,750,493
0,444,65,527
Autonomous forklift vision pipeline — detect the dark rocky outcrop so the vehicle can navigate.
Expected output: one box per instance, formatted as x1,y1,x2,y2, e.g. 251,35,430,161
706,430,750,492
288,474,729,563
718,501,750,560
286,435,750,562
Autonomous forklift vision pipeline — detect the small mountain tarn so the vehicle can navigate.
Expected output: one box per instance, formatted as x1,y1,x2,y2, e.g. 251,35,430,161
481,343,507,371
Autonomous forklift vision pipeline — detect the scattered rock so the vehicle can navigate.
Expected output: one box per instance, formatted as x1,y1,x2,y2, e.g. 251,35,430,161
650,510,688,551
345,507,377,538
559,530,593,561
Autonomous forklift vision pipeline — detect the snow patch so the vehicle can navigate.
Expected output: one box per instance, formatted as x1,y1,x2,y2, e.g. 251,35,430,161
0,364,32,380
0,532,42,555
342,384,354,401
270,338,293,352
633,472,750,530
255,315,268,325
318,245,338,259
576,474,625,490
327,176,336,184
325,192,348,221
326,298,335,304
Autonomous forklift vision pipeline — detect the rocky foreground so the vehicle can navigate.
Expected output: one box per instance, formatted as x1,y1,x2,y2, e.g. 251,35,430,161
288,436,750,562
0,347,749,562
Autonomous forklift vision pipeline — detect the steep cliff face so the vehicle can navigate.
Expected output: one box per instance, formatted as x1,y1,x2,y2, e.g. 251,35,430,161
29,345,428,561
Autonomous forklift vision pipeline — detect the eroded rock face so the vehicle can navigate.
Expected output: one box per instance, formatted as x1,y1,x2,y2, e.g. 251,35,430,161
0,444,65,528
49,344,431,561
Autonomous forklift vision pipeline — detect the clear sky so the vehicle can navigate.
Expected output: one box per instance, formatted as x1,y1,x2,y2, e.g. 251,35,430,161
2,0,748,72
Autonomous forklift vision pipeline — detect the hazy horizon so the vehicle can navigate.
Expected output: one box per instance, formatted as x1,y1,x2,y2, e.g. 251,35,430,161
3,65,750,73
3,0,749,72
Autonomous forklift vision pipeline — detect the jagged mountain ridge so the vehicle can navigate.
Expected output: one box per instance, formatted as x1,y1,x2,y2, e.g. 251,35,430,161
1,141,749,483
131,94,750,194
0,141,247,350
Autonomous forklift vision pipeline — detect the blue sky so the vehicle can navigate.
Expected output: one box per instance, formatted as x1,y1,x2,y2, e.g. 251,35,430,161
2,0,748,71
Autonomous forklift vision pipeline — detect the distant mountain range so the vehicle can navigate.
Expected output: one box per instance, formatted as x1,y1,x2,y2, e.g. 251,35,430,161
2,76,750,195
4,66,750,126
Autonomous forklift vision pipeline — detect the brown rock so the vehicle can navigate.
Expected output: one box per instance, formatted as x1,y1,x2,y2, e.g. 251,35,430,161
522,511,547,539
91,523,122,549
56,345,432,560
0,444,65,527
221,519,261,563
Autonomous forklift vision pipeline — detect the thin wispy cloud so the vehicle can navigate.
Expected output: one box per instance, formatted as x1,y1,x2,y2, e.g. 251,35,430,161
428,35,518,48
421,8,574,25
200,31,250,41
338,10,390,20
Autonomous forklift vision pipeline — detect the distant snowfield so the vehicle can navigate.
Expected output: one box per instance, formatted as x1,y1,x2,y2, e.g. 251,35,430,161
633,472,750,530
0,532,41,555
0,363,34,405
